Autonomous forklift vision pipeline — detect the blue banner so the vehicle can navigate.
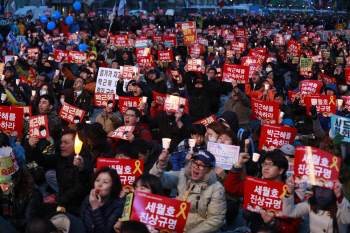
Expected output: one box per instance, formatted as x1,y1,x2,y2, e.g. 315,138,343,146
331,114,350,142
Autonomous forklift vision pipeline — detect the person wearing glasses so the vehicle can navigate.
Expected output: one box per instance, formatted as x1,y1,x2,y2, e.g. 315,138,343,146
224,151,301,233
150,150,227,233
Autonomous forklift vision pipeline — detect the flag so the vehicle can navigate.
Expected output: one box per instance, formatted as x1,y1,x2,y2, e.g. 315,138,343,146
6,31,15,46
22,37,29,47
118,0,126,16
82,0,95,6
326,0,333,7
333,0,337,11
10,0,15,9
219,0,223,9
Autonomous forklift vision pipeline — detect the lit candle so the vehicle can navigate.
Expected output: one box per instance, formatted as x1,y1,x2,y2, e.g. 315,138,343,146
75,132,83,157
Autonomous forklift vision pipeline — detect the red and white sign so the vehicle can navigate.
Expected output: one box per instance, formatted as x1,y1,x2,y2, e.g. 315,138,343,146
242,56,263,66
44,34,52,43
345,68,350,85
19,76,33,85
12,106,32,118
135,38,148,48
58,103,85,123
163,37,176,46
175,22,197,45
0,106,23,137
187,59,203,72
287,39,301,56
189,45,203,56
68,51,87,65
54,50,69,62
110,35,128,46
244,176,287,218
43,10,51,16
170,70,182,82
320,73,337,86
248,63,261,79
119,97,143,115
248,49,268,64
193,115,217,127
157,9,165,14
67,33,78,42
274,37,285,46
294,146,341,189
152,91,167,106
158,50,174,62
4,12,12,18
346,57,350,66
222,63,249,84
224,34,236,41
299,80,322,94
137,56,155,69
95,93,115,108
98,29,108,37
122,65,140,79
305,94,336,117
259,124,297,151
97,158,143,191
164,95,188,112
230,42,245,54
235,28,246,37
27,48,39,58
312,55,323,63
288,91,306,105
251,98,280,124
29,115,49,138
152,35,163,43
108,126,136,140
89,11,97,17
136,48,151,58
341,96,350,111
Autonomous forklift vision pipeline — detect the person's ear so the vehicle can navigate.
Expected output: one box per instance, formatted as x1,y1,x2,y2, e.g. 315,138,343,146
49,104,53,110
136,116,140,123
279,168,284,175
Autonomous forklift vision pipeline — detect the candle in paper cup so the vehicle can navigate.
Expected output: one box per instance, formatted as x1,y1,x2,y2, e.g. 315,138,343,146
280,112,284,118
1,75,4,80
55,70,60,75
86,121,91,124
74,132,83,157
253,153,260,162
31,90,36,96
16,79,20,85
311,99,317,106
337,99,343,109
162,138,171,149
189,139,196,148
1,93,6,101
264,84,269,90
142,96,148,103
42,91,47,95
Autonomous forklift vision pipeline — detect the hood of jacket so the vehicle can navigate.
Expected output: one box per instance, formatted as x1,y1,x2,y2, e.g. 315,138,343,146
324,83,338,95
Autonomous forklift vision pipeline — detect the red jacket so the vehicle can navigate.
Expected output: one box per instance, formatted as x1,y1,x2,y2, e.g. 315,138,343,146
224,169,301,233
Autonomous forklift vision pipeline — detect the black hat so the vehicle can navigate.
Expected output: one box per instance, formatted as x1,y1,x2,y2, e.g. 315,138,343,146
3,66,14,73
84,122,107,144
80,68,92,75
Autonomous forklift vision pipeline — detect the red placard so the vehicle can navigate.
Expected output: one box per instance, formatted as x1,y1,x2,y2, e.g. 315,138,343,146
248,49,267,64
119,97,143,115
294,146,341,189
299,80,322,94
29,115,49,138
152,91,167,106
341,96,350,111
4,12,12,18
197,37,208,46
108,126,136,140
68,51,87,65
274,37,285,46
157,9,165,14
193,115,217,127
58,103,86,123
170,70,182,82
137,56,155,69
251,98,280,124
0,106,23,137
320,73,337,85
235,28,246,37
311,55,323,63
345,68,350,85
248,63,261,79
67,13,75,17
54,50,69,62
67,33,78,42
163,37,176,47
135,48,151,58
43,10,51,16
222,63,249,84
97,158,143,191
287,39,301,56
12,106,32,118
164,95,188,112
242,56,263,66
89,11,97,17
225,50,235,59
140,15,148,20
259,123,297,151
224,34,236,41
175,22,197,45
95,93,115,108
288,90,306,105
52,28,60,36
304,95,336,117
52,36,64,43
230,42,245,54
20,76,33,85
27,48,39,58
110,35,128,46
346,57,350,66
189,45,203,56
98,29,108,37
122,65,140,79
158,50,174,62
244,176,287,218
127,191,190,232
187,59,203,72
152,35,163,43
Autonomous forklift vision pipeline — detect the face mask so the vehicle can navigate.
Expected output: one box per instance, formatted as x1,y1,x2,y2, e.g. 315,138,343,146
44,67,52,73
60,99,65,105
74,119,79,124
90,56,95,60
40,130,47,137
40,90,47,96
24,116,29,121
108,103,113,108
266,68,272,72
341,86,348,92
208,137,216,142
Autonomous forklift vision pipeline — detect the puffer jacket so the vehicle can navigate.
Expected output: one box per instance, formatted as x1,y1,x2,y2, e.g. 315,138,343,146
150,162,227,233
223,88,250,127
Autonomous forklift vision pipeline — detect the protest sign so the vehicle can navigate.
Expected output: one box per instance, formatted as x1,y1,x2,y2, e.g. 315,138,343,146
95,93,115,108
43,34,52,43
248,63,261,79
122,191,190,233
189,45,203,56
242,56,263,66
193,115,217,127
305,94,336,117
312,54,323,63
152,35,163,43
294,146,341,189
122,66,140,80
164,95,188,113
163,37,176,46
95,67,122,96
346,68,350,85
58,103,85,124
251,98,280,124
230,42,245,54
135,38,149,48
187,59,203,72
108,126,136,140
222,64,249,84
54,50,69,62
175,22,196,45
259,124,297,151
207,142,240,170
320,73,337,85
288,90,306,105
0,106,23,137
341,96,350,111
119,97,143,115
299,80,322,94
331,114,350,142
4,12,12,18
68,51,87,65
12,106,31,119
27,48,39,58
158,50,174,62
248,49,268,64
136,48,151,58
244,176,287,218
29,115,49,138
19,76,33,85
287,39,301,56
110,35,128,46
152,91,167,106
169,70,182,82
97,158,143,191
138,56,156,69
300,58,313,76
67,33,78,42
89,11,97,17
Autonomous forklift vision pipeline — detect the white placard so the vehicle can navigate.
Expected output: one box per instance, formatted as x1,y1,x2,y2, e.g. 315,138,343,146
95,67,122,99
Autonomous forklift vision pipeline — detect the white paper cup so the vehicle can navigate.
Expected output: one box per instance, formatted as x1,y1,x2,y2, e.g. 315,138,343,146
189,139,196,148
1,75,4,80
311,99,317,106
162,138,171,149
264,84,269,90
337,99,343,107
253,153,260,162
86,121,91,124
55,70,60,75
142,96,148,103
31,90,36,96
16,79,20,85
1,93,6,101
280,112,284,118
179,107,184,113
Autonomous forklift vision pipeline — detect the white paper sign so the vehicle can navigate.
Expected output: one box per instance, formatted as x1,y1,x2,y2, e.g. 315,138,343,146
95,67,122,99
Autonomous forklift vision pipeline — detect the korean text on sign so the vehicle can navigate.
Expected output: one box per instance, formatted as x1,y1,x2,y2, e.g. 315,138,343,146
0,106,23,137
207,142,240,170
193,115,217,127
164,95,188,112
95,93,115,108
259,123,297,151
58,103,85,124
119,97,143,115
29,115,49,138
305,94,336,117
251,98,279,124
95,67,122,95
331,114,350,143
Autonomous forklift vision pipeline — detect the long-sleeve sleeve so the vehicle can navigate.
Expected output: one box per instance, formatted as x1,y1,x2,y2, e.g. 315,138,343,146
5,88,26,106
282,196,310,218
149,161,181,190
223,167,245,197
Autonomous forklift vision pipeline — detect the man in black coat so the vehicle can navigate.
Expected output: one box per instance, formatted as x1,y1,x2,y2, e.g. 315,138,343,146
29,129,93,216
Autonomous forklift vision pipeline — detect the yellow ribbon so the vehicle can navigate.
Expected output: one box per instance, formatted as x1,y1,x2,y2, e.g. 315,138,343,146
175,203,187,219
138,98,143,106
279,185,288,198
330,156,339,171
329,96,335,105
133,160,143,174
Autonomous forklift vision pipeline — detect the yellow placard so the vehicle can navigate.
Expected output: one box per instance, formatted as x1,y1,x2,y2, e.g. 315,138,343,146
121,193,134,221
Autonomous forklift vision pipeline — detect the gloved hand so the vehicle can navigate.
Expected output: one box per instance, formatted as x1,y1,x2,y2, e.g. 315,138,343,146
309,105,317,117
333,134,344,150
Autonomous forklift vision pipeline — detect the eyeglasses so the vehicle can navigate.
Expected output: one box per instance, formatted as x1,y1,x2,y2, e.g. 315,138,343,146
261,163,276,168
124,114,135,118
191,160,211,171
42,57,47,60
38,79,45,82
75,80,83,84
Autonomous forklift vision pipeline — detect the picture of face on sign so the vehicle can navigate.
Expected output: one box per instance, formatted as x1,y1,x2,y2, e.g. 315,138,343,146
74,116,80,124
176,24,184,46
39,125,47,137
108,100,114,108
24,113,30,121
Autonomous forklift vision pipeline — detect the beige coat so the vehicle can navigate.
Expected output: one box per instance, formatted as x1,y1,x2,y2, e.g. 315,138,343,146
223,88,250,127
96,112,122,134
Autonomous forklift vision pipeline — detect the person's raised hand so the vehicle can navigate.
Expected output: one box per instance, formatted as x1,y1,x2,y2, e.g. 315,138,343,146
186,151,194,161
151,101,157,108
237,152,250,166
184,64,188,73
286,176,294,195
139,102,148,113
260,210,274,224
28,137,39,149
114,219,122,233
125,132,135,142
89,189,101,210
73,156,84,171
158,149,169,167
216,166,225,179
333,180,342,198
295,92,301,100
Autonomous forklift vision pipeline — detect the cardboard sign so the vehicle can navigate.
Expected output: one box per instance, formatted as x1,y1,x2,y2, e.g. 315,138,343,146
294,146,341,189
207,142,240,170
164,95,188,113
68,51,87,65
136,48,151,58
187,59,203,72
0,106,23,137
97,158,143,191
300,58,313,77
137,56,155,69
135,38,148,48
244,176,287,218
299,80,322,94
259,124,297,151
148,90,165,106
251,98,280,124
29,115,49,138
4,12,12,18
122,65,140,80
230,42,245,54
222,63,249,84
170,70,181,82
193,115,217,127
345,68,350,85
248,49,267,64
58,103,85,124
110,35,128,46
305,95,336,117
27,48,39,58
95,67,122,96
95,93,115,108
320,73,337,85
158,50,174,62
122,191,190,232
175,22,196,45
331,114,350,142
119,97,143,115
54,50,69,62
287,39,301,56
108,126,136,140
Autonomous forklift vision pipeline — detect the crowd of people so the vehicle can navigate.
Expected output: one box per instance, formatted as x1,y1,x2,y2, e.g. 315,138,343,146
0,8,350,233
